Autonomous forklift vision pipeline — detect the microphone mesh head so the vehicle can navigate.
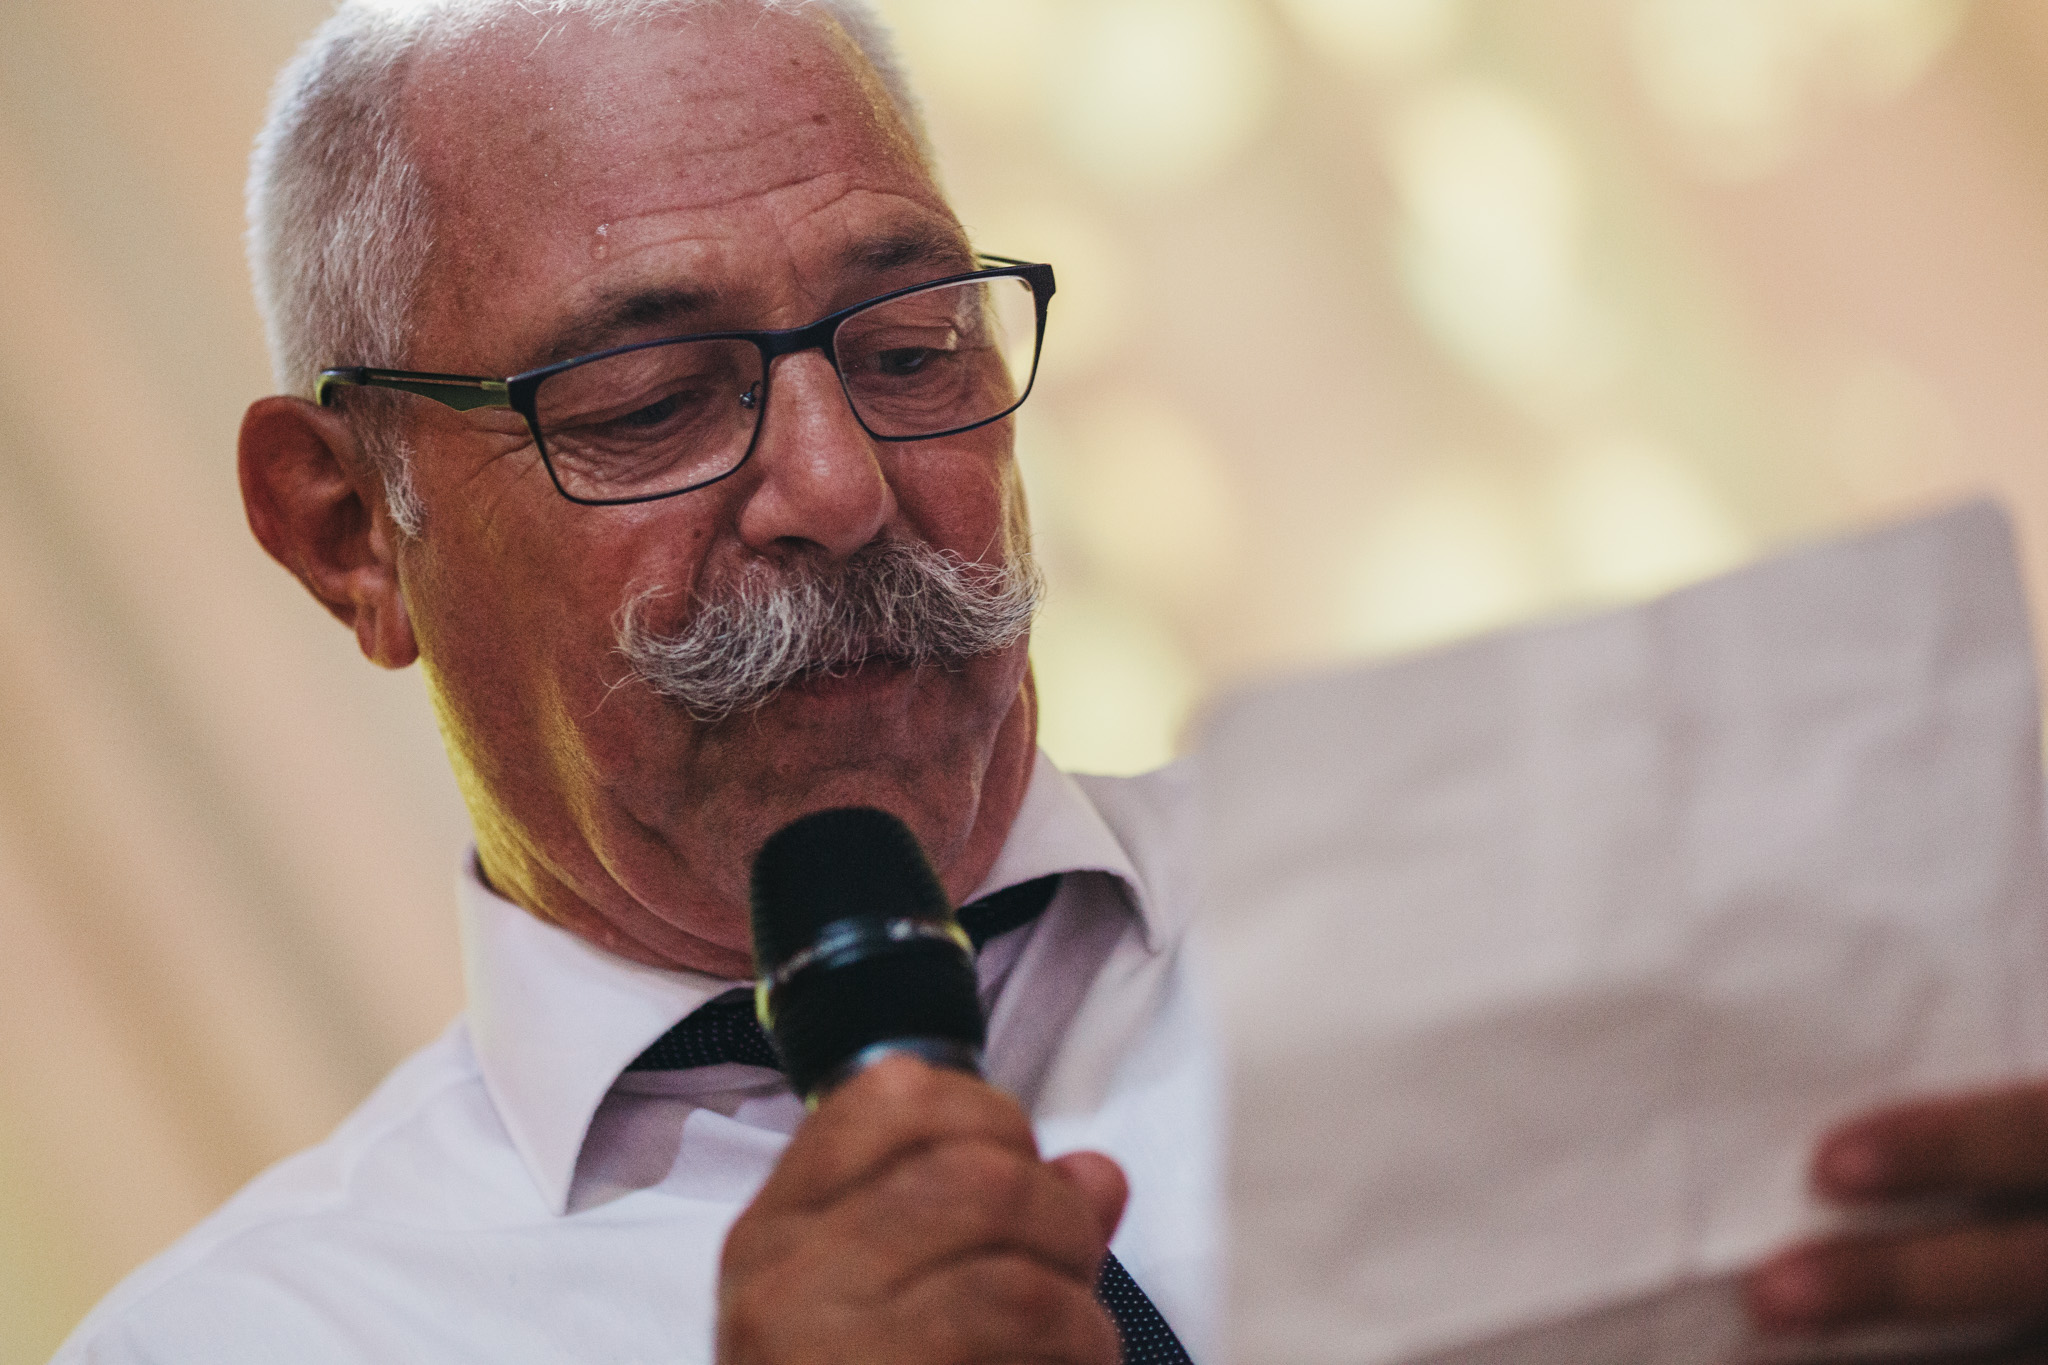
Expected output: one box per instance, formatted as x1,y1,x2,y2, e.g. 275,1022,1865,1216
748,807,953,974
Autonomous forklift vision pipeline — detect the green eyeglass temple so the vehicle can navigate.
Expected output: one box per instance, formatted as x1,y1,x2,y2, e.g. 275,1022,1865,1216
314,369,510,411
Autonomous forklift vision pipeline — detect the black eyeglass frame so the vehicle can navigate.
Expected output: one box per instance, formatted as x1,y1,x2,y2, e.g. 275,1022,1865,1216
315,255,1056,507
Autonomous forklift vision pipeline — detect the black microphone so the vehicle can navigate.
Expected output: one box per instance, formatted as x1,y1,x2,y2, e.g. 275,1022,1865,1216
749,806,985,1102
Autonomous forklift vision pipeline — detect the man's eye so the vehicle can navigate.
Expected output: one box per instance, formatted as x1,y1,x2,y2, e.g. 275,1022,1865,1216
616,392,689,428
875,348,934,378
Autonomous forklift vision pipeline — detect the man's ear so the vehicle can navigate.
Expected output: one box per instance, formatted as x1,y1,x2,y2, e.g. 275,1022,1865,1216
239,396,420,669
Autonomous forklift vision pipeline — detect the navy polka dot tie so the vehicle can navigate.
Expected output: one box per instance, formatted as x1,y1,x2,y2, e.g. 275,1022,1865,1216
627,874,1195,1364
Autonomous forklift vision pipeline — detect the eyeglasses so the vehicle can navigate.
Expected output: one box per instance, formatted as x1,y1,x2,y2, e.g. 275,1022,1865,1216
315,256,1054,507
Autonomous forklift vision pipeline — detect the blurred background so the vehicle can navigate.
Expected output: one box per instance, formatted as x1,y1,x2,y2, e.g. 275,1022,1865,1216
3,0,2047,1355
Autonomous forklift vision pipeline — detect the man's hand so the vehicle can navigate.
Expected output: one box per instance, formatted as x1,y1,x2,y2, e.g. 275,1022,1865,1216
1747,1082,2048,1336
717,1056,1128,1365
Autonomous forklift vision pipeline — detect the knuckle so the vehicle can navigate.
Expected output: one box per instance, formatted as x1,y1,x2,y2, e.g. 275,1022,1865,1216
857,1052,951,1106
949,1141,1039,1214
904,1138,1024,1219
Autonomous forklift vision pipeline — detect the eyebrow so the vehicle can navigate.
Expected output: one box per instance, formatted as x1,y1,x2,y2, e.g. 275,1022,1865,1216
838,224,976,279
532,284,720,370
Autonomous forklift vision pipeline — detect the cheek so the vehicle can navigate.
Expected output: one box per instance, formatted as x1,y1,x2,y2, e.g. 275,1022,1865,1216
887,433,1015,557
407,479,724,715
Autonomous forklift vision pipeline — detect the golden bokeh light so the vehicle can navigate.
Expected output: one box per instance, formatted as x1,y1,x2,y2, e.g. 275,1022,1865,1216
1270,0,1466,78
1631,0,1967,177
1059,393,1243,609
874,0,1057,121
1343,464,1551,657
1043,0,1279,193
1547,432,1750,600
1384,79,1618,418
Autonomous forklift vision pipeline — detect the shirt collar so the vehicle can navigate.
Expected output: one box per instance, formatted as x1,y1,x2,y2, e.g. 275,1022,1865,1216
459,863,737,1216
460,749,1157,1215
968,749,1162,946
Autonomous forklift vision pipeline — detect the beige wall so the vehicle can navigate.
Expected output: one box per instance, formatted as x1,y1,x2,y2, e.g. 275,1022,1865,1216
4,0,2046,1356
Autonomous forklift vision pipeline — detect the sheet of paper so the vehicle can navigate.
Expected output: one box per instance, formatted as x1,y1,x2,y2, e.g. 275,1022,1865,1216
1194,502,2048,1365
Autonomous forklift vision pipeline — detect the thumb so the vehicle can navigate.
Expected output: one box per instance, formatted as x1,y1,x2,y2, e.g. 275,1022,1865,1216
1050,1150,1129,1246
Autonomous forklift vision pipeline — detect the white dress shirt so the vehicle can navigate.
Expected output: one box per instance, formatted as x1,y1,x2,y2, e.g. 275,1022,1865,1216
54,752,1221,1364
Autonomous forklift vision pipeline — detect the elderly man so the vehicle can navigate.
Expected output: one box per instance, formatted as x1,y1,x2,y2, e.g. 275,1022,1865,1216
51,0,2048,1361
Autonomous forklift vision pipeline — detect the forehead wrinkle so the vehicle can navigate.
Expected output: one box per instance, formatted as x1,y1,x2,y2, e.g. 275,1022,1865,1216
600,156,876,235
403,55,872,271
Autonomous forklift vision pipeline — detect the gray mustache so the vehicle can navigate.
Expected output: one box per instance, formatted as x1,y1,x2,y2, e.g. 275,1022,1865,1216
616,539,1043,723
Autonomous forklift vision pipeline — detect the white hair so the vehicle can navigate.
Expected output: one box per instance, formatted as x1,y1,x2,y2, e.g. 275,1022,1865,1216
246,0,932,534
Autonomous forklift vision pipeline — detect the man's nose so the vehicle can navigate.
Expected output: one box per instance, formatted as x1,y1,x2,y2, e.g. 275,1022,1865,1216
734,348,894,561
